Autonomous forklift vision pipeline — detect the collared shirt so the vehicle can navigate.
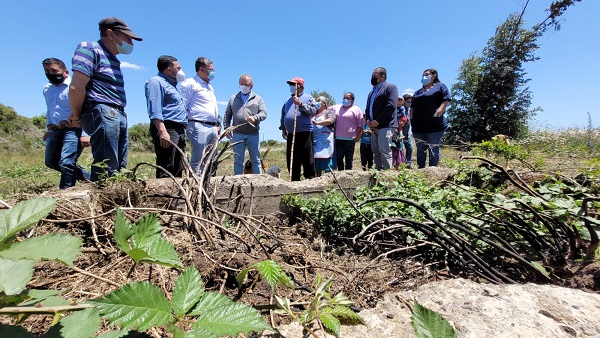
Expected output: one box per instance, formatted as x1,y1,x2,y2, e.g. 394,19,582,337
145,73,187,125
240,91,251,105
179,75,219,123
369,82,384,120
71,40,126,107
44,76,72,125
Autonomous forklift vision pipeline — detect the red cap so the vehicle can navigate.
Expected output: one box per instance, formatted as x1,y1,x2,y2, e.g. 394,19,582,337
286,77,304,86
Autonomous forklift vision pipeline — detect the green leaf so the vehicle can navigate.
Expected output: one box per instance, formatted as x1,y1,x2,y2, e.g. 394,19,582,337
172,266,204,316
0,324,36,338
128,248,151,263
0,198,56,245
168,324,186,338
411,299,457,338
90,282,173,331
132,213,162,248
531,261,550,278
114,209,133,254
138,238,182,269
319,312,341,337
253,260,294,290
323,306,365,325
236,267,250,290
57,307,101,338
0,258,34,295
0,234,82,266
191,292,269,336
185,329,217,338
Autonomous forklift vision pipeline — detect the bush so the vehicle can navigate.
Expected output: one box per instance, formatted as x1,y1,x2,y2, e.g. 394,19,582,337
128,123,153,152
31,115,46,129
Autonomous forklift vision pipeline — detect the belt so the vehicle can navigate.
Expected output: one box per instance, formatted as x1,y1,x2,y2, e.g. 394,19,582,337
84,101,125,112
189,119,219,126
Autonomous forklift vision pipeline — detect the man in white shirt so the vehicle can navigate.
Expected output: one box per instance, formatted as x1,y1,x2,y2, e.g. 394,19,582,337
42,57,90,188
179,57,221,173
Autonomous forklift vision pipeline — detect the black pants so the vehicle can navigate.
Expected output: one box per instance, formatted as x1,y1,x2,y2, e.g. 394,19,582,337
360,143,373,170
286,131,315,181
335,139,355,170
150,121,186,178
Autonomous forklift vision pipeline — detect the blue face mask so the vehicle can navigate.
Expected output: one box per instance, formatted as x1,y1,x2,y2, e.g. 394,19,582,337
113,34,134,55
289,85,296,94
421,75,432,85
208,70,215,81
315,102,322,109
342,99,352,107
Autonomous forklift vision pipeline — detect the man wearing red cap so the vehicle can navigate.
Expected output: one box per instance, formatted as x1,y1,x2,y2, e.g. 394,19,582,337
279,77,317,181
68,17,142,181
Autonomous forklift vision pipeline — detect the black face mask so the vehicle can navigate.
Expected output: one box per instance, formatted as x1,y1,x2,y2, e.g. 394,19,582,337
46,73,65,85
370,76,378,86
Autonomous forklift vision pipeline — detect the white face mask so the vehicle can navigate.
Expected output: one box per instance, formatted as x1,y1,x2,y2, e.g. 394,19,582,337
176,69,186,83
240,85,251,94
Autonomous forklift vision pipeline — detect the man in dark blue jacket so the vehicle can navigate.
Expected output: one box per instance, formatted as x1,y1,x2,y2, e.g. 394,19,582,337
365,67,398,170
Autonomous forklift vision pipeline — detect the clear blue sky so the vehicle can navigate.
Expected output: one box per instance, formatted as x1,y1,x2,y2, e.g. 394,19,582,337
0,0,597,142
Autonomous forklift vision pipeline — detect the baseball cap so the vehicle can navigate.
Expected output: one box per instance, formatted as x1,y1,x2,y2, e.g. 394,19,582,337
286,77,304,86
98,17,143,41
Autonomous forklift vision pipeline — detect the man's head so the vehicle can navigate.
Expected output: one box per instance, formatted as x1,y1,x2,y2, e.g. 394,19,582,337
42,58,68,85
99,17,142,55
371,67,387,86
195,57,214,82
157,55,181,82
286,77,304,95
239,74,253,94
403,93,413,107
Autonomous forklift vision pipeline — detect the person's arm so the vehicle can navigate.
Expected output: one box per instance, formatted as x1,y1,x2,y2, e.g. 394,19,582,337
354,107,364,142
298,97,317,117
68,71,90,128
280,103,287,139
251,96,267,124
434,83,452,117
152,119,171,148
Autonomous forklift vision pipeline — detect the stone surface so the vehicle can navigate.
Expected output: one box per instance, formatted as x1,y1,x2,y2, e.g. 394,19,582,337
256,278,600,338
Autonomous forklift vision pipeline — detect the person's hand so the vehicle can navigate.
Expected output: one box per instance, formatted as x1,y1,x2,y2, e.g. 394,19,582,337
158,131,171,148
246,116,256,124
43,131,52,141
58,120,68,129
434,108,444,117
368,120,379,129
281,130,288,140
292,96,302,107
80,136,91,148
68,114,81,128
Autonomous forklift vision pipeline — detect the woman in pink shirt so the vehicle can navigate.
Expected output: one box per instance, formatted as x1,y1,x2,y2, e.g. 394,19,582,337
334,92,363,170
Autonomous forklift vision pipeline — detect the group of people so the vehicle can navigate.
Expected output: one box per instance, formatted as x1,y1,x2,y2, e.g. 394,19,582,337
41,16,451,189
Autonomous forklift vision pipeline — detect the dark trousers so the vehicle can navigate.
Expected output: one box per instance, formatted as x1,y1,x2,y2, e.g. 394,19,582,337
286,131,315,181
335,139,355,170
360,143,373,170
150,121,186,178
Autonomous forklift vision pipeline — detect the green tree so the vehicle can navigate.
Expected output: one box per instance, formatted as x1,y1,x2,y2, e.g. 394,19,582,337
310,90,336,106
446,0,580,143
128,123,153,152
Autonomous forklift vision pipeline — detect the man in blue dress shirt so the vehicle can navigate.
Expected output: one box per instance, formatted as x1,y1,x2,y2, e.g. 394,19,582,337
145,55,188,178
42,58,90,189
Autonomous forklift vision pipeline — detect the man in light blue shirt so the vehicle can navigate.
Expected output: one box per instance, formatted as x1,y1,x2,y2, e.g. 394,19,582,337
145,55,188,178
42,58,90,189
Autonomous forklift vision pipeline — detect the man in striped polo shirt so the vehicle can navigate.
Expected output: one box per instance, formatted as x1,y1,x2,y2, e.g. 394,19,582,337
68,17,142,182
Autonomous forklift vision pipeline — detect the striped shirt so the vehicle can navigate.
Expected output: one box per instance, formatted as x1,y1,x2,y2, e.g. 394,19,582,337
71,40,126,107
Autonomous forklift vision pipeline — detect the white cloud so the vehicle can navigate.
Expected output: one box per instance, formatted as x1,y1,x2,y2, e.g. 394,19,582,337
120,61,144,70
217,101,228,106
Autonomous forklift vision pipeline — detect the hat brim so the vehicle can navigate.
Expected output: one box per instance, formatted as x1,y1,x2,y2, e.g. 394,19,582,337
119,29,143,41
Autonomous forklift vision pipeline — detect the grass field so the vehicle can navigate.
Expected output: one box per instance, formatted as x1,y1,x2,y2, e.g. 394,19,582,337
1,127,599,201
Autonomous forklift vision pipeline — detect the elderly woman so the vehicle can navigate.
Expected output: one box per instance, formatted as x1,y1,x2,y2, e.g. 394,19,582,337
334,92,363,170
312,96,336,177
410,68,451,168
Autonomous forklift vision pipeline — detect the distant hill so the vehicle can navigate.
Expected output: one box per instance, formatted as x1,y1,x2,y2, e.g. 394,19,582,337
0,103,45,152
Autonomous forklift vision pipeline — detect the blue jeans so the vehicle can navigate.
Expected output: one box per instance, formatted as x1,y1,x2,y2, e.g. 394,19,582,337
81,103,128,181
371,127,393,170
232,132,261,175
402,123,413,165
186,121,218,173
412,131,445,168
45,128,89,189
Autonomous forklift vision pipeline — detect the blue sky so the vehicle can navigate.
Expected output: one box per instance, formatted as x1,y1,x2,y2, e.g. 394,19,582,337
0,0,597,142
